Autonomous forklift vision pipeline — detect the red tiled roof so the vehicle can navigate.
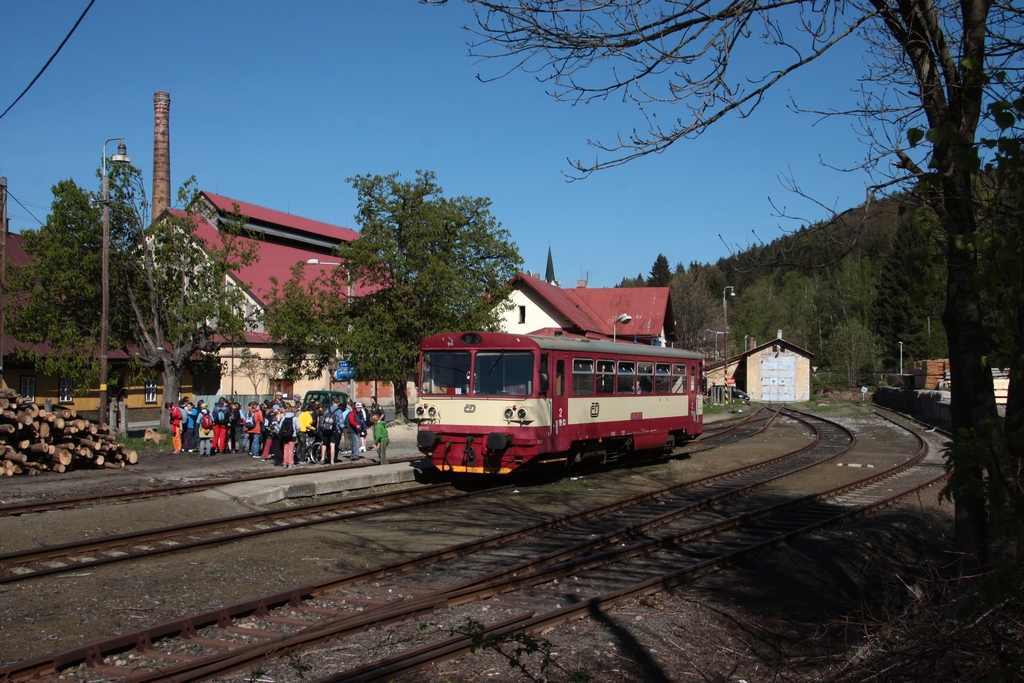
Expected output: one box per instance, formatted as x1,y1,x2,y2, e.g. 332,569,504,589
201,192,359,243
572,285,673,341
172,207,365,304
511,273,674,342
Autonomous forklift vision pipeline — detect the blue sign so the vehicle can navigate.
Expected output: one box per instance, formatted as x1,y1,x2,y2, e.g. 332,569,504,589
333,369,348,381
337,360,352,370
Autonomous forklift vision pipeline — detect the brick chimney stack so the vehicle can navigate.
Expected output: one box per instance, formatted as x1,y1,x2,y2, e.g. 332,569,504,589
152,91,171,221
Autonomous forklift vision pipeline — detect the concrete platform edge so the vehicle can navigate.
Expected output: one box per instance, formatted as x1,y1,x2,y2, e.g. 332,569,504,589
207,462,428,506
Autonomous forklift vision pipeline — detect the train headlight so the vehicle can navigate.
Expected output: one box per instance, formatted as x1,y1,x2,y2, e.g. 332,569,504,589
416,406,424,417
428,406,437,418
504,407,515,420
517,407,528,420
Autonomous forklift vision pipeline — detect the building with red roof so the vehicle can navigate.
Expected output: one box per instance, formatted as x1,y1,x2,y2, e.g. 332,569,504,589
2,191,366,423
501,272,677,346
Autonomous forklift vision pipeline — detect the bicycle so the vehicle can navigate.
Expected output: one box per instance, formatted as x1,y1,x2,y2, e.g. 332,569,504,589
302,433,325,464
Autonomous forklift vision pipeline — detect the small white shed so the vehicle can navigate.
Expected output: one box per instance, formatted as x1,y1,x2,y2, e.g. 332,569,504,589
735,338,814,403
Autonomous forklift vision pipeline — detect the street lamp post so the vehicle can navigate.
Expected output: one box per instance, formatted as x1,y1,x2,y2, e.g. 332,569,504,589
613,313,632,343
98,138,130,428
722,286,735,365
898,341,904,375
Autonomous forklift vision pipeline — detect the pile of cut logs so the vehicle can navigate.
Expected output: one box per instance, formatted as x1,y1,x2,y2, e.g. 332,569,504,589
0,389,138,476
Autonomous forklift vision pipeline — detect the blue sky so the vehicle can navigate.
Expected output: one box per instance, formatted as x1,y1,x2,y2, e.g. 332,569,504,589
1,1,874,287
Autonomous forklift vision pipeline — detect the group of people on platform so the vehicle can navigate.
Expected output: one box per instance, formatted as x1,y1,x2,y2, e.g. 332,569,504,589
166,395,389,468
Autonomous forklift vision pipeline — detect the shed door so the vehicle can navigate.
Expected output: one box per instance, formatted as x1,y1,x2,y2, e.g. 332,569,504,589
760,354,796,402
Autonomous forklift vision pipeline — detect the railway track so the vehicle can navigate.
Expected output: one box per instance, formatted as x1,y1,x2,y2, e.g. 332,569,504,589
0,480,510,585
0,407,939,682
0,409,761,520
0,455,426,518
0,410,778,585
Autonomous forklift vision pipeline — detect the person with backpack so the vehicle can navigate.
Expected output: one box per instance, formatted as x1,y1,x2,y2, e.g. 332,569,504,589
297,403,315,463
262,403,280,461
276,402,300,468
211,398,230,454
197,404,214,456
345,402,365,461
228,401,243,453
245,402,263,457
320,396,343,465
168,401,184,453
184,401,199,453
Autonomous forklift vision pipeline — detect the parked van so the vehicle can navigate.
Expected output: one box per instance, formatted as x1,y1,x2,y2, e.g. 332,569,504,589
302,390,349,410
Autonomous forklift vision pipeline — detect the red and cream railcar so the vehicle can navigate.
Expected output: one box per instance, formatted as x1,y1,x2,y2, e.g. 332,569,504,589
416,331,703,474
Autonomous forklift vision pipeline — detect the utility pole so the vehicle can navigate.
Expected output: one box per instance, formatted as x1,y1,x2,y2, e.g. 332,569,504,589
0,177,7,389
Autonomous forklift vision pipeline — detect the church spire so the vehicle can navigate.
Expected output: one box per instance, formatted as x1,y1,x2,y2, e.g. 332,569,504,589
545,246,556,284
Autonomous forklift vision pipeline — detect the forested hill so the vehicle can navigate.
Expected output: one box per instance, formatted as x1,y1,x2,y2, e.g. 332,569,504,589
629,194,948,388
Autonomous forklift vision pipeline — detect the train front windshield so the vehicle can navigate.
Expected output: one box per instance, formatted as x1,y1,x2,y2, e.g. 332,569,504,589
421,349,534,397
473,351,533,396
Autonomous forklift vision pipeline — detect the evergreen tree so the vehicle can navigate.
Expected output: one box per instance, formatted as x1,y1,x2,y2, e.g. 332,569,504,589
647,253,671,287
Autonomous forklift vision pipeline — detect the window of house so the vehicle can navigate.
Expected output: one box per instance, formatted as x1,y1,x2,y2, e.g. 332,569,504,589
20,376,36,402
572,358,595,396
596,359,615,395
58,377,73,403
518,305,526,325
144,379,158,403
617,361,635,394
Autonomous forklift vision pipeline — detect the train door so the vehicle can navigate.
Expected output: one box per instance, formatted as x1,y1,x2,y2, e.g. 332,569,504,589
552,355,567,443
540,352,553,437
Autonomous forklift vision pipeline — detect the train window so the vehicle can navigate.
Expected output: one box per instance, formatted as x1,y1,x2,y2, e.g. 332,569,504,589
556,359,565,396
596,359,615,395
637,361,654,394
540,353,549,395
421,350,471,395
617,361,635,394
655,363,671,394
572,358,595,396
473,352,536,395
672,363,688,394
473,351,534,396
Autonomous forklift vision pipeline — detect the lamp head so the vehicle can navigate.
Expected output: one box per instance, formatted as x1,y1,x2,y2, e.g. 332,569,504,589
615,313,632,325
111,140,130,164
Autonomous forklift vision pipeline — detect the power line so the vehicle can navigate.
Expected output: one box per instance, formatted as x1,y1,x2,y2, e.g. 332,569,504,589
5,190,45,227
0,0,97,122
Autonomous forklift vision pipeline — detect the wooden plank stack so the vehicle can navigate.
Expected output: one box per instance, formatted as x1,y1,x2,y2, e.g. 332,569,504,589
0,389,138,476
913,359,950,390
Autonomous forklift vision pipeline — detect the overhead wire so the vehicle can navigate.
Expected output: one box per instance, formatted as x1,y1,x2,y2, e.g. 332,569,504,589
4,190,45,227
0,0,97,122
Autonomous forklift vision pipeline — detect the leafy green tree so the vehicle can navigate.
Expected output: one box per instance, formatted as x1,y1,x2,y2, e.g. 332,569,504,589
646,253,671,287
8,169,258,427
669,266,719,353
265,171,522,421
824,318,877,387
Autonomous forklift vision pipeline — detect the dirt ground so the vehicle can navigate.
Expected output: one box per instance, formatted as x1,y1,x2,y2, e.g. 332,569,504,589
0,406,958,682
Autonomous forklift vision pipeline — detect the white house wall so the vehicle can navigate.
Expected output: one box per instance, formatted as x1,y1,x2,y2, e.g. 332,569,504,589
500,288,569,334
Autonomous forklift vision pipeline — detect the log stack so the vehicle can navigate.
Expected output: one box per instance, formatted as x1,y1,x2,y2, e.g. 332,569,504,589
0,389,138,476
